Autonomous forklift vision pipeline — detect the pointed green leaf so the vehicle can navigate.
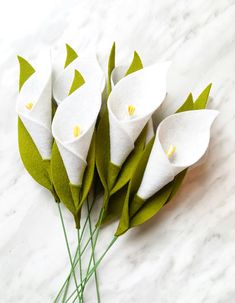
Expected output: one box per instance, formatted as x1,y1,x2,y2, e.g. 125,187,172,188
176,93,194,113
51,142,76,215
95,108,110,191
110,125,147,195
130,137,155,195
115,182,131,236
18,118,52,191
103,184,129,224
107,42,116,96
194,83,212,110
130,182,173,228
17,56,35,92
69,183,81,210
80,134,96,203
115,137,154,234
125,51,143,76
68,69,85,96
107,162,121,191
64,43,78,68
167,169,187,202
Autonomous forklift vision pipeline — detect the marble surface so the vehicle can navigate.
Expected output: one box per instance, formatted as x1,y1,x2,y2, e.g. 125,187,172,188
1,0,235,302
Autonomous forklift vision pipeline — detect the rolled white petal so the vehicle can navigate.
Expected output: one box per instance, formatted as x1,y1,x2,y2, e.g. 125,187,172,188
111,64,155,146
108,62,170,166
111,65,127,88
52,84,101,185
137,109,219,200
53,53,105,104
16,51,52,160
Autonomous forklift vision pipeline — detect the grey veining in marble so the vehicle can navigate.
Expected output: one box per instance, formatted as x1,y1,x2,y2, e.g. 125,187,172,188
0,0,235,302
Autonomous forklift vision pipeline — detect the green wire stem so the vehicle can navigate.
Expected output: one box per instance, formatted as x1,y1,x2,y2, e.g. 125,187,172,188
57,203,81,302
53,201,96,302
77,229,84,303
84,195,101,302
65,236,118,303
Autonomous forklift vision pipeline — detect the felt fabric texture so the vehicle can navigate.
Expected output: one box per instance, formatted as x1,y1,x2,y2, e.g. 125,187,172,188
108,62,170,166
16,51,53,160
137,109,219,200
52,84,101,186
53,47,105,104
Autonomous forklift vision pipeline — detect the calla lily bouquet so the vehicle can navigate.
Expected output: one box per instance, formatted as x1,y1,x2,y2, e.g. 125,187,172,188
16,42,218,302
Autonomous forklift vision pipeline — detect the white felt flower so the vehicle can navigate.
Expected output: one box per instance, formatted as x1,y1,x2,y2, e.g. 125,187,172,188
52,84,101,186
53,52,105,104
16,51,52,160
108,62,170,166
137,109,219,200
111,64,155,145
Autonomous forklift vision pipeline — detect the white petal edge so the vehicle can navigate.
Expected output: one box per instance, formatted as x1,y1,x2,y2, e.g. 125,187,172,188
52,84,101,185
111,65,127,88
108,61,170,166
137,109,219,200
16,50,52,160
53,53,105,105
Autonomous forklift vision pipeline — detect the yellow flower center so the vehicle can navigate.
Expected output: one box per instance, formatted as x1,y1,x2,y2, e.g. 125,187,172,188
25,102,33,110
166,144,176,158
127,105,136,116
73,125,81,138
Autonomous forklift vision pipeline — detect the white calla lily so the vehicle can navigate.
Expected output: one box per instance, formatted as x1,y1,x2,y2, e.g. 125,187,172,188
108,62,170,166
16,51,52,160
53,51,105,104
52,84,101,186
137,109,219,200
111,64,155,145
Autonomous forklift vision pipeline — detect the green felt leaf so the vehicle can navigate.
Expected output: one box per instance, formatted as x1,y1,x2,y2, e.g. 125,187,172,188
115,183,131,236
80,134,96,203
64,43,78,68
115,137,154,234
18,118,52,191
95,108,110,191
130,137,155,195
107,162,120,191
17,55,35,92
167,169,187,201
51,142,76,215
68,69,85,95
125,51,143,76
104,184,129,224
100,125,147,224
107,42,116,96
130,182,174,228
176,93,194,113
110,125,147,195
69,183,81,210
194,83,212,110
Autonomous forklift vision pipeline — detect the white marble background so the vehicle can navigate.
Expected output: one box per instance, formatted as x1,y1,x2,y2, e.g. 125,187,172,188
1,0,235,302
